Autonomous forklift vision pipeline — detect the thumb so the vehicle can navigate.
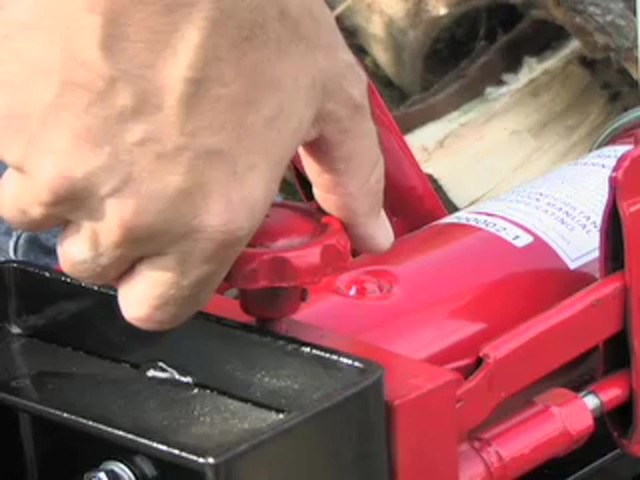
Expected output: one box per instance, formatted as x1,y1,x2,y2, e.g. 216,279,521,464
298,82,394,253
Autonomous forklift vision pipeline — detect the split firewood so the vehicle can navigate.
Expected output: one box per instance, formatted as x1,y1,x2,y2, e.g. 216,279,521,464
393,17,567,132
333,0,638,97
404,40,640,209
320,1,640,214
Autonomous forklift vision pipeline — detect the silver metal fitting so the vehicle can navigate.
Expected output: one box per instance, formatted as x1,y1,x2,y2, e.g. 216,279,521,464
592,106,640,150
83,460,138,480
580,391,604,417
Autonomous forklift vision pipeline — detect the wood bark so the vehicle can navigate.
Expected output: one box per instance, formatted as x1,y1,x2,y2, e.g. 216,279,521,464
542,0,637,77
393,18,566,132
335,0,638,97
334,0,512,95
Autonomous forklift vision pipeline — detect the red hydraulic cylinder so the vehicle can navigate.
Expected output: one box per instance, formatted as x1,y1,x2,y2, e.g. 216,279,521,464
295,146,637,369
458,372,631,480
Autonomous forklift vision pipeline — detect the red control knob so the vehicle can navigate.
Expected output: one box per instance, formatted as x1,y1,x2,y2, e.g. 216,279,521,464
226,201,352,320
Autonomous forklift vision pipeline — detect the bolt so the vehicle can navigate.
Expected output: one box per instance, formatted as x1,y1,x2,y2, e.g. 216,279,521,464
83,461,138,480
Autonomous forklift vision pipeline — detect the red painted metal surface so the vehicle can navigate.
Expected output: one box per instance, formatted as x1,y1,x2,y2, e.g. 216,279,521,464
366,82,450,235
225,201,351,319
605,143,640,455
593,371,632,413
456,274,625,432
459,373,631,480
269,318,462,480
293,217,597,370
204,80,640,479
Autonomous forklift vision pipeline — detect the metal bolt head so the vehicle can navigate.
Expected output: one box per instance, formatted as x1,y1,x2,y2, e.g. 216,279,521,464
83,461,137,480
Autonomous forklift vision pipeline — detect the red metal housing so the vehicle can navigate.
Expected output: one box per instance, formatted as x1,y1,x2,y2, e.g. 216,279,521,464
207,83,640,479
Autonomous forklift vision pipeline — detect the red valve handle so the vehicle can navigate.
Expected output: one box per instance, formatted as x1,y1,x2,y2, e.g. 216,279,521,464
225,77,447,320
225,201,352,320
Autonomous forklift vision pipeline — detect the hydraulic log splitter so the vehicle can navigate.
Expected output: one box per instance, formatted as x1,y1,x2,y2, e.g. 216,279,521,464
1,83,640,480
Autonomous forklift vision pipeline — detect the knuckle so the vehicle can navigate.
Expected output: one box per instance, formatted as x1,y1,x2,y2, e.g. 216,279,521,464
57,226,110,283
57,252,88,281
107,209,140,249
57,223,134,285
118,286,186,332
119,300,157,330
0,170,55,229
36,173,78,210
2,204,47,230
57,235,94,276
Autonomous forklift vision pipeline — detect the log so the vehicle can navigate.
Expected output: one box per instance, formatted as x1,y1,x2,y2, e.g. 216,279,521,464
323,1,640,211
404,40,639,209
334,0,638,98
393,18,567,132
541,0,637,79
334,0,517,95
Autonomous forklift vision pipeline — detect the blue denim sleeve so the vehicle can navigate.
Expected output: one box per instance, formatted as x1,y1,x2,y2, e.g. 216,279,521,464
0,162,61,269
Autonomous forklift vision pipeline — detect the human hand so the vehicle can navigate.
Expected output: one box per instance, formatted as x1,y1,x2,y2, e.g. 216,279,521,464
0,0,394,330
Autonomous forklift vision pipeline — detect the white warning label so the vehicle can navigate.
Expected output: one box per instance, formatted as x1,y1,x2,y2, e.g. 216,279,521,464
439,212,534,247
456,145,633,269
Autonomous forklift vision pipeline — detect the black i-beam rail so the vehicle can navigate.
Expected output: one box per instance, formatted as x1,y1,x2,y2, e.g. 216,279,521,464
0,262,390,480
